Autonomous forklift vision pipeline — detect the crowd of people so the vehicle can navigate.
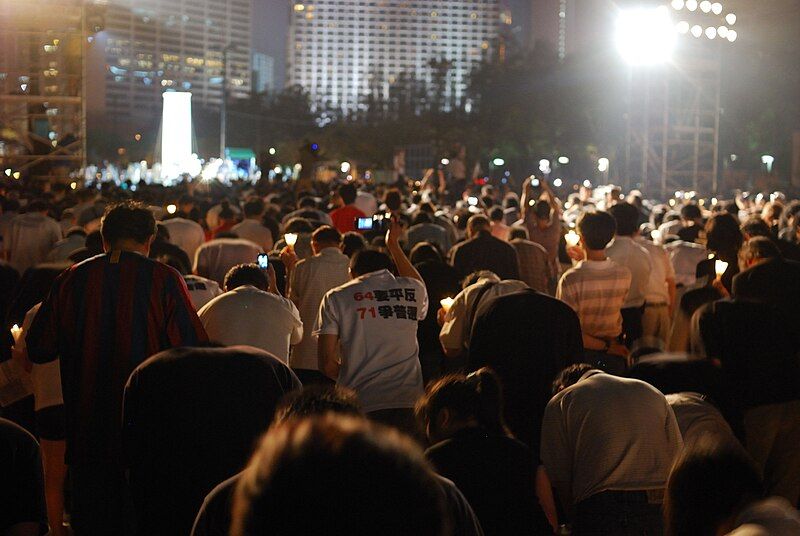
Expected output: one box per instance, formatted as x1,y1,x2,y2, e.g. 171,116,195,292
1,172,799,535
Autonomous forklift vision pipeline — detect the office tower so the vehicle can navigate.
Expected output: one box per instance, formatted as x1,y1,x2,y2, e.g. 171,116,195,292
252,52,275,94
287,1,503,113
88,0,252,118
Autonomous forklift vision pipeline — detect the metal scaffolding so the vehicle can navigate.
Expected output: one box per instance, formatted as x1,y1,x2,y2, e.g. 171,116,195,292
0,0,88,181
624,41,722,196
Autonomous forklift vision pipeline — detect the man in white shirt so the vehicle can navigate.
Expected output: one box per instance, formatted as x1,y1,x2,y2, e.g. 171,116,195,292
161,216,205,261
281,225,350,384
315,219,427,436
231,198,273,252
183,274,223,311
193,237,263,285
606,203,652,347
197,264,302,363
636,235,677,344
7,201,63,274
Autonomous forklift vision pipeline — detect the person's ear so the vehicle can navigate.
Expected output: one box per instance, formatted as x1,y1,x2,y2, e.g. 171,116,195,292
436,408,451,431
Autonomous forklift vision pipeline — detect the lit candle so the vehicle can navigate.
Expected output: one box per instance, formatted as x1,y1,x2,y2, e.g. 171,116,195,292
440,297,455,312
565,230,580,248
10,324,22,345
284,233,298,247
651,229,662,244
714,259,728,278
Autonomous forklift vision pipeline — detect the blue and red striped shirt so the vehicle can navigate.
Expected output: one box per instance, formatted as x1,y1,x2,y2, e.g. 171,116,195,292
27,251,208,463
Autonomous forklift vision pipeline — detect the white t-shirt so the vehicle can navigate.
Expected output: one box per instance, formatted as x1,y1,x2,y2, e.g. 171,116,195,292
18,303,63,411
636,237,676,304
606,236,652,308
8,212,62,273
183,275,223,311
231,219,274,252
162,218,206,260
197,285,303,362
193,238,263,285
314,269,428,412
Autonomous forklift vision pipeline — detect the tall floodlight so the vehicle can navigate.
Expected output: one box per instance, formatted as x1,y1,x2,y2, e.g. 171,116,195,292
619,1,738,196
161,92,193,181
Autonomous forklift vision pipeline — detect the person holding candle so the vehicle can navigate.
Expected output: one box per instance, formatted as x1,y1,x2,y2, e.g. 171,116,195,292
695,213,743,293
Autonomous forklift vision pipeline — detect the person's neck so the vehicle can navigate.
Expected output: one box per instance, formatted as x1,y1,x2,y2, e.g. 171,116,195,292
585,249,607,262
107,239,149,256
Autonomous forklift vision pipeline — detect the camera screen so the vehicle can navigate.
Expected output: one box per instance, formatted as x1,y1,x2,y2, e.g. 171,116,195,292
356,217,375,230
257,254,270,269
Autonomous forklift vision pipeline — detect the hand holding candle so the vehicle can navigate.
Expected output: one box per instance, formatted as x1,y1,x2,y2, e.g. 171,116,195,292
284,233,298,248
440,297,455,313
10,324,22,346
714,259,728,278
565,230,580,248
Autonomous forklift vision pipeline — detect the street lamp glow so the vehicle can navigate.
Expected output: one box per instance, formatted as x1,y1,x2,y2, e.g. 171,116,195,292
727,29,737,42
340,161,351,173
670,0,684,10
492,158,505,167
725,13,736,25
441,158,450,166
558,156,570,165
539,159,551,174
699,1,711,13
676,21,690,34
705,26,717,39
718,26,728,38
268,147,276,155
598,157,610,172
553,178,563,187
615,6,677,65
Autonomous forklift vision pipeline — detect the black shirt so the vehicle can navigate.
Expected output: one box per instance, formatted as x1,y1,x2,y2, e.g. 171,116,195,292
469,289,584,455
0,417,47,534
732,258,800,327
427,427,551,535
450,231,520,281
123,345,301,536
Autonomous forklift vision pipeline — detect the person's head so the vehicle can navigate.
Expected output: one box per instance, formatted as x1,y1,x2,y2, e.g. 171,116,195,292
273,385,362,424
533,200,552,223
552,364,596,394
155,222,170,242
508,226,528,241
608,202,639,237
350,249,393,278
100,201,157,253
740,217,770,240
577,210,616,251
341,231,367,258
219,199,236,220
283,217,314,235
665,438,763,536
738,236,781,270
466,214,490,239
461,270,499,289
705,213,743,255
84,230,104,254
680,203,703,224
27,200,50,214
409,242,442,265
761,201,783,225
416,368,508,444
178,194,195,213
676,225,702,243
65,226,87,239
338,183,358,206
488,206,504,223
384,188,403,212
310,225,342,254
231,415,447,536
224,263,269,292
412,211,434,226
243,197,266,219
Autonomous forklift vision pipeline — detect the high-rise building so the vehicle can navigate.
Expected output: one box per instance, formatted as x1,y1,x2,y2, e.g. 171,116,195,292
287,1,503,113
252,52,275,94
530,0,612,59
87,0,252,119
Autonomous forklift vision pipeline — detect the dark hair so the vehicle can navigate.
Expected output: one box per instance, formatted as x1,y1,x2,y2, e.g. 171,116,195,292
461,270,498,289
467,214,490,234
740,217,770,239
740,236,781,264
219,200,236,220
341,232,367,258
27,200,50,213
311,225,342,246
488,206,504,222
65,227,87,238
552,364,596,394
705,213,743,254
508,226,528,241
533,200,552,221
350,249,393,277
608,202,639,236
298,196,317,209
676,225,702,243
274,386,361,424
284,217,314,234
577,211,616,250
384,189,403,211
338,183,358,205
178,194,195,206
100,201,157,246
231,416,447,536
243,198,266,218
680,203,702,221
409,242,442,265
155,222,170,241
416,368,509,438
412,212,434,226
224,263,269,292
85,230,104,254
665,438,763,536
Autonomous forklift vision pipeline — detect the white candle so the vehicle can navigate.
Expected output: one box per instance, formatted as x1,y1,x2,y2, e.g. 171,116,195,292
714,259,728,278
10,324,22,345
284,233,298,247
651,229,662,244
565,230,580,248
440,297,455,312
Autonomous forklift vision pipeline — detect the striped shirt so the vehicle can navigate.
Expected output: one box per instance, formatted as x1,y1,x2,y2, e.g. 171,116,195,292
27,251,208,463
557,259,631,340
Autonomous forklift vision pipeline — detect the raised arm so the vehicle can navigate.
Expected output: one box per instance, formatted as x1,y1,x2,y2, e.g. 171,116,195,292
386,217,422,282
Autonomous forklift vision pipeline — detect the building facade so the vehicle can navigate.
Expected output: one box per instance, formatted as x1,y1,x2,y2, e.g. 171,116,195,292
252,52,276,94
287,0,503,113
88,0,252,118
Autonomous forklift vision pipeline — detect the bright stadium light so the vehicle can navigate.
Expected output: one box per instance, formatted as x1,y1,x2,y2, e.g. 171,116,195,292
699,1,711,13
598,157,610,173
670,0,684,10
492,158,505,166
691,24,703,37
761,154,775,173
727,29,737,42
676,21,690,34
725,13,736,25
711,2,722,14
616,6,676,65
686,0,698,11
558,156,570,165
718,26,729,38
705,26,717,39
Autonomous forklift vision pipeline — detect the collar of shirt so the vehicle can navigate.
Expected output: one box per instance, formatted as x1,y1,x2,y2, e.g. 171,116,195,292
318,247,344,258
354,268,394,283
575,259,616,270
